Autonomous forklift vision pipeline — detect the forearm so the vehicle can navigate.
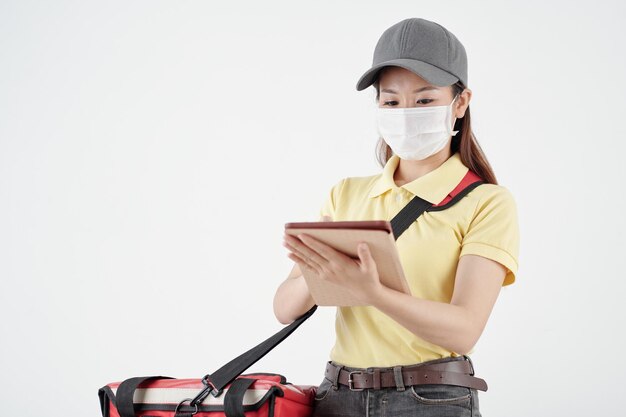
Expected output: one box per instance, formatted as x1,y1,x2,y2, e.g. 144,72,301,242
370,285,477,355
273,275,316,325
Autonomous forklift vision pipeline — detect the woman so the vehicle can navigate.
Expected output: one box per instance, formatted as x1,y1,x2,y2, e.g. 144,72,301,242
273,17,519,417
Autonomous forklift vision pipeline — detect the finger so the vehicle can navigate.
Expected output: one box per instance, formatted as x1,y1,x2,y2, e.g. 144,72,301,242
287,251,305,264
298,233,351,267
357,242,376,272
287,249,317,272
285,234,328,270
287,252,313,271
284,236,325,273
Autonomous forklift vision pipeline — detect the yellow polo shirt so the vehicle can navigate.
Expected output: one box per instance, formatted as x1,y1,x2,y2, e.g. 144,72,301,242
317,151,520,367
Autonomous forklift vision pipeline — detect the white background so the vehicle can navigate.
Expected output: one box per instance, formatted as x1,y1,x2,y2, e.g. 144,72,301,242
1,1,625,416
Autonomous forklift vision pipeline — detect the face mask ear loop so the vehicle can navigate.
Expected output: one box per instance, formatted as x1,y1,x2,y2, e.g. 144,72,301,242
450,93,460,136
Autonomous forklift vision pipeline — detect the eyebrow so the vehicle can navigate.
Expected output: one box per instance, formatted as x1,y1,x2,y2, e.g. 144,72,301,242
381,86,440,94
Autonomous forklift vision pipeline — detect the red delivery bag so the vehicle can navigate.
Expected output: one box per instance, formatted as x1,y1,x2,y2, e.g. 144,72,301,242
99,373,316,417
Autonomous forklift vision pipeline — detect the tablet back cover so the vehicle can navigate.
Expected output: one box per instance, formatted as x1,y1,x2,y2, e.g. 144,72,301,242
284,223,410,306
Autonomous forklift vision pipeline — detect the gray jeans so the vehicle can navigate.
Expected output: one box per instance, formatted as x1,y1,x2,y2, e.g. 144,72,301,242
312,358,482,417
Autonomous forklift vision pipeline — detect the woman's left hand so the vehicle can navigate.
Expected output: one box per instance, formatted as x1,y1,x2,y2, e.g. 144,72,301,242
282,232,383,305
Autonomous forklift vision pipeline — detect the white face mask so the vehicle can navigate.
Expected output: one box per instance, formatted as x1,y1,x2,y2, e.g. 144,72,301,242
376,94,459,161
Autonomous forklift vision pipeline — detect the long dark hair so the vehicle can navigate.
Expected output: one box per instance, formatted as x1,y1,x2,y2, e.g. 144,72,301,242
372,78,498,185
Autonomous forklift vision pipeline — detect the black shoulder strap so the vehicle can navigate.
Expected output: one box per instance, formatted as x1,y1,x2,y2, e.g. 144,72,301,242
389,195,433,240
391,179,484,239
190,178,485,400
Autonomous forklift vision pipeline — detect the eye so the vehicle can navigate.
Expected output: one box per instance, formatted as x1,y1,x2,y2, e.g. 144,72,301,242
382,99,434,106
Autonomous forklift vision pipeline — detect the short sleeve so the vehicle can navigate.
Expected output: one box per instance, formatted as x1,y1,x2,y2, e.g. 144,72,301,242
318,178,345,221
460,186,520,286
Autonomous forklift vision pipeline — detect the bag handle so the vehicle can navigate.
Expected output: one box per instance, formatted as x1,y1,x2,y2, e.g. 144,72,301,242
223,378,257,417
115,376,175,417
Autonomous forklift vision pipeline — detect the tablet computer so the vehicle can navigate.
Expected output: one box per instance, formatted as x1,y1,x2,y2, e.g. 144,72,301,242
284,220,411,306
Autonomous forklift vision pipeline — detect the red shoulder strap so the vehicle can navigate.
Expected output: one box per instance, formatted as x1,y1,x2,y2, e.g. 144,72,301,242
434,169,483,207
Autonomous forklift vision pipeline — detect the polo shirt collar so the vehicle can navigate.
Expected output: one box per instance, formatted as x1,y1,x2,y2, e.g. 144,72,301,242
367,151,469,204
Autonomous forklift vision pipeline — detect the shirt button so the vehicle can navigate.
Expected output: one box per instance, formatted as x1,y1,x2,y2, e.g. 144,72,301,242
395,194,403,202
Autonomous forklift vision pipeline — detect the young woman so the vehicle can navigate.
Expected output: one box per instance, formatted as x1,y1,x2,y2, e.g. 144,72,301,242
273,17,519,417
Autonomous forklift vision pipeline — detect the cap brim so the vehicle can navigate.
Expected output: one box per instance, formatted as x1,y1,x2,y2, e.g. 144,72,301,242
355,58,458,91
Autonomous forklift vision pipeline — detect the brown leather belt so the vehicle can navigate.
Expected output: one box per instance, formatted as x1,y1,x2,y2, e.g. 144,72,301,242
324,356,488,392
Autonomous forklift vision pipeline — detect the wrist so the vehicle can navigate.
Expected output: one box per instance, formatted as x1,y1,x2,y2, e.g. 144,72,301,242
362,280,386,306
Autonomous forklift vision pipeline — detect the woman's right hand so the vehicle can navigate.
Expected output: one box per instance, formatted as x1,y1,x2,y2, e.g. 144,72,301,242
272,215,332,324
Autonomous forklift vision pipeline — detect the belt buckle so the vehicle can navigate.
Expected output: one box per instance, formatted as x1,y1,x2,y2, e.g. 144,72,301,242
347,371,365,391
462,354,475,376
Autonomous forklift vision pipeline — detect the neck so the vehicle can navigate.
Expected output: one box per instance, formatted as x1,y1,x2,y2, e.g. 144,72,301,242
393,148,453,187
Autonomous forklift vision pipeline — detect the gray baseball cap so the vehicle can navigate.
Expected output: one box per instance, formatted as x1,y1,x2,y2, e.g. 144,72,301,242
356,18,468,91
